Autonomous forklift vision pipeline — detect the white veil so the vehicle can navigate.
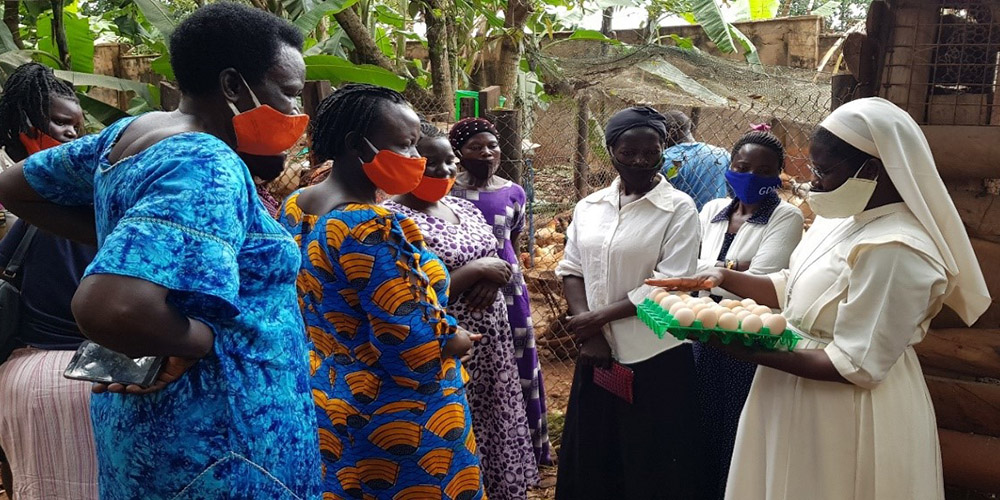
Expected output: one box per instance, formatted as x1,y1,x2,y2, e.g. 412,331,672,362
819,97,991,326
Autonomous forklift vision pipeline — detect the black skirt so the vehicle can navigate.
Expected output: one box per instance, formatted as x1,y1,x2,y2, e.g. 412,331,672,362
555,344,703,500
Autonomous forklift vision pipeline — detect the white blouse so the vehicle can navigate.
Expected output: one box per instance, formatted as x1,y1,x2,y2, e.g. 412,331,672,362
697,197,804,300
556,175,701,364
770,203,949,388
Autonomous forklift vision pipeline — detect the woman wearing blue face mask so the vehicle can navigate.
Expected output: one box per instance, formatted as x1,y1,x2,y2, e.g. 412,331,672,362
691,127,803,499
652,98,990,500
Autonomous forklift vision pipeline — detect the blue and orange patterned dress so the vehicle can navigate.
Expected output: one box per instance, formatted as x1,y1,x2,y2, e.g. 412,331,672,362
279,193,486,499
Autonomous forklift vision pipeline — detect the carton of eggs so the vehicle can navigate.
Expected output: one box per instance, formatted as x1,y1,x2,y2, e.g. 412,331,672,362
646,287,787,336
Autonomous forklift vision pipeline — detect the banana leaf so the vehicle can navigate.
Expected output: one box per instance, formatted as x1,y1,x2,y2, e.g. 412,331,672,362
304,54,406,91
133,0,176,38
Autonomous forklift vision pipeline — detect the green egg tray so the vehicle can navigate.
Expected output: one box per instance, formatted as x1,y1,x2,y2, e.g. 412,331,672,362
637,299,802,351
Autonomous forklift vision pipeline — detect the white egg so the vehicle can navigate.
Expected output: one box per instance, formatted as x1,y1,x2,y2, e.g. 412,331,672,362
727,301,742,310
759,313,773,323
660,295,682,310
712,305,729,317
691,303,709,315
719,299,735,308
763,314,787,335
751,305,772,316
741,298,757,308
652,289,669,302
669,302,689,316
718,312,739,331
700,296,715,304
679,293,691,302
731,306,746,315
674,308,696,327
696,309,718,329
736,310,752,322
740,314,763,333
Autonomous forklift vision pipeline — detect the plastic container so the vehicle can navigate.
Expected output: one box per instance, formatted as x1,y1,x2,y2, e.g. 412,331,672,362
637,299,801,351
454,90,508,120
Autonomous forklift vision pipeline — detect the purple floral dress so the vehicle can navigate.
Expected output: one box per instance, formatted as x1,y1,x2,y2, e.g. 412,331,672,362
450,180,551,465
384,197,538,500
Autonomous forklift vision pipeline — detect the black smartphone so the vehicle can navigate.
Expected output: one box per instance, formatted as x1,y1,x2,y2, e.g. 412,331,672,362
63,341,165,388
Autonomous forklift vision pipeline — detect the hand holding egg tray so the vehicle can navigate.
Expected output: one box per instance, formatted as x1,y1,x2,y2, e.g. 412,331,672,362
639,278,802,351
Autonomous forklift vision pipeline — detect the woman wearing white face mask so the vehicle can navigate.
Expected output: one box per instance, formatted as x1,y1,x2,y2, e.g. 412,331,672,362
654,97,990,500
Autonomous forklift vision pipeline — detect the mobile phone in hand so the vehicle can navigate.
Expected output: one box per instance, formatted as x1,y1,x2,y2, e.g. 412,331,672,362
63,340,164,388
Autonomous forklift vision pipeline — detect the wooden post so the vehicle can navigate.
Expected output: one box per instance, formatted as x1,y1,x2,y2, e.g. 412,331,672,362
159,81,181,111
881,3,938,121
458,97,477,119
301,80,333,120
490,109,522,185
478,85,502,113
831,73,859,111
573,92,590,200
300,80,333,179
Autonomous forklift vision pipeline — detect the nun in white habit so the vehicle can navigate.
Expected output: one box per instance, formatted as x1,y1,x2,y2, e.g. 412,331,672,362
652,97,991,500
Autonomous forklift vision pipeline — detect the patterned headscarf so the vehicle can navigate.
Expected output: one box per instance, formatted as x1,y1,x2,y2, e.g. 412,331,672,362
449,118,499,151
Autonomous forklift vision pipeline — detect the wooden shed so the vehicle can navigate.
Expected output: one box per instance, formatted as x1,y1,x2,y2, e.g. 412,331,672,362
840,0,1000,497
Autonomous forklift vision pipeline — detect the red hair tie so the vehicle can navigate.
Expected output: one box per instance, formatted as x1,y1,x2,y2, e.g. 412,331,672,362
750,123,771,132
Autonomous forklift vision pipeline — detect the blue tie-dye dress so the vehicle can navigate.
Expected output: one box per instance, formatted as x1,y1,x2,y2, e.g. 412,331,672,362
22,117,321,499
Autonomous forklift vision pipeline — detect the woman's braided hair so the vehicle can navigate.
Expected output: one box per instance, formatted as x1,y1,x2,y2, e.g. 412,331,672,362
311,84,408,163
0,62,76,150
730,130,786,168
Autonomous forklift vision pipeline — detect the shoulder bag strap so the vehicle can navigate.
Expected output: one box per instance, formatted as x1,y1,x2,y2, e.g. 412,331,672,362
2,225,38,280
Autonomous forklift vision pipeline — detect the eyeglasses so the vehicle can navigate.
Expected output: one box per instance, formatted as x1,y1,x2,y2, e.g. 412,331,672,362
807,163,832,180
808,157,872,182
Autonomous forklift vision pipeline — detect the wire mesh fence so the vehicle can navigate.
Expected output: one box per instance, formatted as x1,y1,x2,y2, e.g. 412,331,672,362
261,44,835,479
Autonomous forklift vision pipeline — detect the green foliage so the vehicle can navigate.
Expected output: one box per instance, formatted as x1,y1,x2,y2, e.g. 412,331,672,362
304,54,408,90
748,0,779,19
689,0,761,68
37,11,95,73
0,21,16,53
294,0,360,34
132,0,177,38
567,29,621,44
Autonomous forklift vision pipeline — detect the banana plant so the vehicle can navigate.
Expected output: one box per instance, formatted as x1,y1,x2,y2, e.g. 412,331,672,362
688,0,762,70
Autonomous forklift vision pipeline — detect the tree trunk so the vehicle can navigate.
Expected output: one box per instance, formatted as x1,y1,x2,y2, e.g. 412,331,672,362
778,0,793,17
50,0,70,69
333,7,438,108
335,8,396,73
492,0,532,97
4,1,21,49
424,0,455,119
601,7,613,55
445,14,460,90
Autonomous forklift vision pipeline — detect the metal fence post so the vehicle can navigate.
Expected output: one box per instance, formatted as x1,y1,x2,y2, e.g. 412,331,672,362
491,109,523,185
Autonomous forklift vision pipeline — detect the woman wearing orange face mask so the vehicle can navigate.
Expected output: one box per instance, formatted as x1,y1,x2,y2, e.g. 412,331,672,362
385,121,538,500
279,86,486,499
0,4,320,498
0,62,98,500
0,63,83,239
